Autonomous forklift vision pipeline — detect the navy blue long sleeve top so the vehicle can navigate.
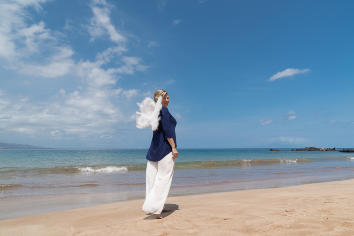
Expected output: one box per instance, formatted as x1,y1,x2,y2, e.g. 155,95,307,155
146,106,177,162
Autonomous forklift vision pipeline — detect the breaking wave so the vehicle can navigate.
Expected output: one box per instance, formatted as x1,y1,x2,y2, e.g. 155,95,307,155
77,166,128,174
4,156,352,176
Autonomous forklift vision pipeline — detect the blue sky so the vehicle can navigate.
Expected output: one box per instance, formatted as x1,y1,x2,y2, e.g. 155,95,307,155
1,0,354,148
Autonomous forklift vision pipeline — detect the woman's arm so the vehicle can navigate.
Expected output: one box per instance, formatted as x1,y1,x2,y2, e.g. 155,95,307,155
167,138,178,160
161,107,178,160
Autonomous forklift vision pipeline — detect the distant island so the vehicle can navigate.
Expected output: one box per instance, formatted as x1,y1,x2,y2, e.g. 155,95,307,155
0,142,48,150
269,147,354,153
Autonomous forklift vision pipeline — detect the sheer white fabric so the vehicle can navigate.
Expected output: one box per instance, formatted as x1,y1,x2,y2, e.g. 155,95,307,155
142,152,174,214
136,96,162,131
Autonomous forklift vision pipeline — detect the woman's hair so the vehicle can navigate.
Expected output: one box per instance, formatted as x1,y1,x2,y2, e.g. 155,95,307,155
154,89,168,102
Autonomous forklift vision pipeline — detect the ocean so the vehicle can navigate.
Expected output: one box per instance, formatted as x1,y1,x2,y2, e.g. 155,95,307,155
1,148,354,220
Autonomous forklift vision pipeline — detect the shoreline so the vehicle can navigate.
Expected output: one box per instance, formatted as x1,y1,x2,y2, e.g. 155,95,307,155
2,174,354,221
1,179,354,235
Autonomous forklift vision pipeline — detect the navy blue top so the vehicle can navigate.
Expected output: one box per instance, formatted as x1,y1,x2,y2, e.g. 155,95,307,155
146,106,177,162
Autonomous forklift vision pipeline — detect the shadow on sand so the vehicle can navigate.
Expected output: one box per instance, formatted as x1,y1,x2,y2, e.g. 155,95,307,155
144,203,179,220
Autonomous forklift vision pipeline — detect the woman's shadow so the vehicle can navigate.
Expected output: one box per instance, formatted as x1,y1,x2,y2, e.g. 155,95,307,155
144,203,179,220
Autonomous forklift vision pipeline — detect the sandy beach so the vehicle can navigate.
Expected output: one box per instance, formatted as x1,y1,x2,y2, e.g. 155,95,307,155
0,179,354,235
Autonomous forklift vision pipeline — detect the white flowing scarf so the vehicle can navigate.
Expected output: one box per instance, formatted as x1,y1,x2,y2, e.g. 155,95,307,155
136,96,163,131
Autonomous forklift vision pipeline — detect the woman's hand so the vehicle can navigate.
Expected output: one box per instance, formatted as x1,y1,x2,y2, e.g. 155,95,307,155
172,147,178,160
167,138,178,160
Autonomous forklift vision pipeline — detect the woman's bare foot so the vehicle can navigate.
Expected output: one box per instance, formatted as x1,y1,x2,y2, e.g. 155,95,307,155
154,214,162,219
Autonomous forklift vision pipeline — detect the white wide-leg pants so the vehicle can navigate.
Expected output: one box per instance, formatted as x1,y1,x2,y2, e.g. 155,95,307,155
142,152,174,215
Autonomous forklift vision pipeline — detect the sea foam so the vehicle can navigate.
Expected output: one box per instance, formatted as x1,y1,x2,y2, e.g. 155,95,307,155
280,159,297,164
77,166,128,174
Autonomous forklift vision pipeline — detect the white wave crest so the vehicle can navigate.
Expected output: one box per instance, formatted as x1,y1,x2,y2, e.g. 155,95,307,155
346,157,354,160
280,159,297,164
77,166,128,174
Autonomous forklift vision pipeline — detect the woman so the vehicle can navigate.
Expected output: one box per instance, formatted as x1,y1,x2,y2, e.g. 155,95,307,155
142,89,178,219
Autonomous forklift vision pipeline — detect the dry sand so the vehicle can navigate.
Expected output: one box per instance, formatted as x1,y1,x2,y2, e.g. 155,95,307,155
1,179,354,236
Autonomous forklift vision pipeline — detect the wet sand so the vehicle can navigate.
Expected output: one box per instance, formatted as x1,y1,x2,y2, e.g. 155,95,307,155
1,179,354,235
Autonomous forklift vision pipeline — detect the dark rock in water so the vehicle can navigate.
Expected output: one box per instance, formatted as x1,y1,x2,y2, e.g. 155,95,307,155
291,147,321,151
292,147,338,152
323,148,336,151
269,148,280,151
339,149,354,153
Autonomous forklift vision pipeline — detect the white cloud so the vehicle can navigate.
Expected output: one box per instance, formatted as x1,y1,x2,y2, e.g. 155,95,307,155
156,0,168,11
50,130,61,137
88,0,125,44
271,136,307,145
269,68,310,82
165,79,175,85
287,110,296,120
0,79,129,138
110,56,149,75
0,0,48,60
0,0,75,79
288,111,296,120
77,60,116,87
96,46,127,64
0,0,148,140
18,46,75,78
122,89,138,99
260,119,272,126
147,41,159,48
288,115,296,120
172,19,182,25
18,21,51,53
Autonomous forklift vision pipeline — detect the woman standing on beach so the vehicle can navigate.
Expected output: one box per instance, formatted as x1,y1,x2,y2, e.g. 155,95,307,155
142,89,178,219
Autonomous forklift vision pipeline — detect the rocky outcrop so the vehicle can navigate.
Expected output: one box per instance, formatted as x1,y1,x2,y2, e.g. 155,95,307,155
291,147,321,151
323,148,336,151
339,149,354,153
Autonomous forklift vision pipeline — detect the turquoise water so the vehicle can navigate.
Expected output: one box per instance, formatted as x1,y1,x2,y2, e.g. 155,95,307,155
1,148,354,194
0,148,352,171
1,148,354,219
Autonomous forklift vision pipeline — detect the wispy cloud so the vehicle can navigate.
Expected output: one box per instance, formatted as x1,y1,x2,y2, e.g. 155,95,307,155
0,0,76,78
122,89,138,99
147,41,159,48
165,79,175,85
288,110,296,120
96,46,127,64
260,119,272,126
270,136,308,145
0,88,120,137
172,19,182,25
0,0,146,139
18,47,75,78
0,0,47,59
269,68,310,82
156,0,168,11
88,0,125,44
110,56,149,75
